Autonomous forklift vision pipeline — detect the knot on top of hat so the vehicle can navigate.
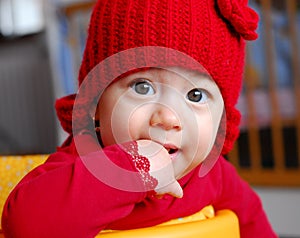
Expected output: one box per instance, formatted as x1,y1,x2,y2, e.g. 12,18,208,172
216,0,259,40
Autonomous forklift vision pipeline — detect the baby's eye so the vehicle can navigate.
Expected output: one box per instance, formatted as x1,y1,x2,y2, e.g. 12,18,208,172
186,88,209,103
130,80,155,95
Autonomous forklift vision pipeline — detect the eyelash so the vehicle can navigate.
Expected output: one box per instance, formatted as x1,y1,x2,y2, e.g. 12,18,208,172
186,88,210,103
129,79,210,103
129,79,155,95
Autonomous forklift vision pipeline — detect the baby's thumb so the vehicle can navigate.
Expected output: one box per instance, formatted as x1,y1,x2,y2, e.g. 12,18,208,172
165,181,183,198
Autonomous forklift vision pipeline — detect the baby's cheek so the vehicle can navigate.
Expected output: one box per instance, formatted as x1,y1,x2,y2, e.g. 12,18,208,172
128,114,146,141
107,102,134,144
194,115,215,158
127,106,151,138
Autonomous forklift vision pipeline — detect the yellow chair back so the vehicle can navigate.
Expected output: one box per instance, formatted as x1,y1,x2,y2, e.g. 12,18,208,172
0,154,48,230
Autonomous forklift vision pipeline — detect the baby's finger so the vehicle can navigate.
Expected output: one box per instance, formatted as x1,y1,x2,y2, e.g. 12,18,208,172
167,181,183,198
156,180,183,198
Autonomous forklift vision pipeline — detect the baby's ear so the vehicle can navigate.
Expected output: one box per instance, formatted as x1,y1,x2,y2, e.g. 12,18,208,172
90,102,100,121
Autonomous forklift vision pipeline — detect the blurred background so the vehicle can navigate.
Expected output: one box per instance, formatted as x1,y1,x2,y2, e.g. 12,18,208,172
0,0,299,237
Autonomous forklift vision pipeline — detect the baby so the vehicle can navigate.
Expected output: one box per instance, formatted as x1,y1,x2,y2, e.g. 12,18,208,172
2,0,278,237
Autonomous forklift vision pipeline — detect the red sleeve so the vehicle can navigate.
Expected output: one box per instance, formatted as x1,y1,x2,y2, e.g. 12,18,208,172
214,157,278,238
1,140,147,238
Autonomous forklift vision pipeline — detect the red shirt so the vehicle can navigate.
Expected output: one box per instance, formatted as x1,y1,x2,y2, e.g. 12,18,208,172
1,134,277,238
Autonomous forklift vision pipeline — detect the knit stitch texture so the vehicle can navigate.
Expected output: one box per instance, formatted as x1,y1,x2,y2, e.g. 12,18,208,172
55,0,259,155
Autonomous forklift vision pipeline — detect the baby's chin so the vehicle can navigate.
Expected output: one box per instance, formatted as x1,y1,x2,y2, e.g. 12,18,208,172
174,164,189,180
174,159,204,180
175,171,189,180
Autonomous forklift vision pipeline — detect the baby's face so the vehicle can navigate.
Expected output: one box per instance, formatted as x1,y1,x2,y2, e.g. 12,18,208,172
96,67,224,179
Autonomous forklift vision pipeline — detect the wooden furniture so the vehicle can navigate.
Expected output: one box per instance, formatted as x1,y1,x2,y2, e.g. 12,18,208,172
228,0,300,187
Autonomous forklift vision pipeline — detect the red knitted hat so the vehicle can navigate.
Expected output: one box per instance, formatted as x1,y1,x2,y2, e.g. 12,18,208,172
56,0,258,155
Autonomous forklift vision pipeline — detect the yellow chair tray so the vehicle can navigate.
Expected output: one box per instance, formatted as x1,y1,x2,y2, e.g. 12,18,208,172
97,207,240,238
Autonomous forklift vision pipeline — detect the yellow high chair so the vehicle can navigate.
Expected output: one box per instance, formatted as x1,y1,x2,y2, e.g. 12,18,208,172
0,155,240,238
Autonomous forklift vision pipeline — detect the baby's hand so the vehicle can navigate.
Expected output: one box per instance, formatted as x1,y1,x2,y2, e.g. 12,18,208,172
136,140,183,198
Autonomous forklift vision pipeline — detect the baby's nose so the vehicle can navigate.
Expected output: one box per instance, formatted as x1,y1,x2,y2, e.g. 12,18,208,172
150,105,182,131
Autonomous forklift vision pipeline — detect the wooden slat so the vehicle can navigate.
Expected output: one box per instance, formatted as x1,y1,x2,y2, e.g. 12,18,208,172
238,169,300,187
286,0,300,167
260,0,285,171
67,15,85,75
60,1,95,88
228,143,239,168
62,1,96,17
243,48,262,170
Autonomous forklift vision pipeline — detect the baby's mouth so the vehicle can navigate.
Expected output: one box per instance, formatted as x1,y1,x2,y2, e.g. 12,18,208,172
168,148,178,154
163,144,179,156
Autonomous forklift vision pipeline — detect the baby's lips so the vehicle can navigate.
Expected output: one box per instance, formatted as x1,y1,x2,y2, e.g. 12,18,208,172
216,0,259,41
163,143,178,154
